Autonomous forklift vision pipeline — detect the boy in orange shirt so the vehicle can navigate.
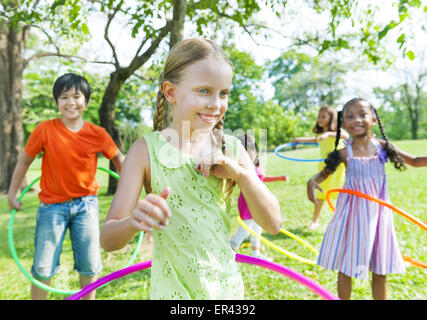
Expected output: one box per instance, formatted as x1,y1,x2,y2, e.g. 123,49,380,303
7,73,124,300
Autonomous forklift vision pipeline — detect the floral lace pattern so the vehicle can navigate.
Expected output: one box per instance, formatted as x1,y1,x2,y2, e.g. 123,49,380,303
145,131,244,300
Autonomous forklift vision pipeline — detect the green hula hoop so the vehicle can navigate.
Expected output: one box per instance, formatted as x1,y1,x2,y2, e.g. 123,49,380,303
8,167,143,295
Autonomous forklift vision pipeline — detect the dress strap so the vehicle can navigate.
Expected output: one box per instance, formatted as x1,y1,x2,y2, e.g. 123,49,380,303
371,138,382,151
371,138,388,163
345,138,353,158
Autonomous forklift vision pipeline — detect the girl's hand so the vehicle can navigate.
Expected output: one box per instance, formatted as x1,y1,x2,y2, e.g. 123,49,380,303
129,187,172,232
307,178,323,205
318,132,330,141
195,150,242,180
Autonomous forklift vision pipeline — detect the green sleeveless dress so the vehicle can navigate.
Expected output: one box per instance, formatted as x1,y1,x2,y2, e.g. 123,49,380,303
143,131,244,300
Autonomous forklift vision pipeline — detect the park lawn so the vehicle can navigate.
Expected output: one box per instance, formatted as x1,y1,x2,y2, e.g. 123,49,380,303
0,139,426,300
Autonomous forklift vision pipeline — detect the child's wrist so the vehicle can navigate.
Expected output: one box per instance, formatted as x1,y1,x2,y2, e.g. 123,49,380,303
235,166,249,185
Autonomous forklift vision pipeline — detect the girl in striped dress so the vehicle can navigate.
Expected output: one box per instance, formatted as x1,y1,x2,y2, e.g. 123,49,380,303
307,98,427,300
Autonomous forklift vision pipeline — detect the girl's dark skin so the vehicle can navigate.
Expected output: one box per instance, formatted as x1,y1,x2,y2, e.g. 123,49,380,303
307,99,427,300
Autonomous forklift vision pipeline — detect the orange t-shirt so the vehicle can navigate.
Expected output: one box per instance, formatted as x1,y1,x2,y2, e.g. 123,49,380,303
25,118,118,204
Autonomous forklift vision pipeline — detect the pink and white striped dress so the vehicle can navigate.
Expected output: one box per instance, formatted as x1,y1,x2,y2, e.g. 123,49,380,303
317,138,405,280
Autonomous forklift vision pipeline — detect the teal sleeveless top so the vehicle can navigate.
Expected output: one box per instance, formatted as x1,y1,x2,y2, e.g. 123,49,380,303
143,131,244,300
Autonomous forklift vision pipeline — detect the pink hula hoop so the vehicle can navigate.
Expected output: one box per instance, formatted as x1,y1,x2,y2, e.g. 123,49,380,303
66,254,338,300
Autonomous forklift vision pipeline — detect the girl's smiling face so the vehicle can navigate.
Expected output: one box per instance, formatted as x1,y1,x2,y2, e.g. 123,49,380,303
342,100,376,137
317,109,332,130
164,56,233,134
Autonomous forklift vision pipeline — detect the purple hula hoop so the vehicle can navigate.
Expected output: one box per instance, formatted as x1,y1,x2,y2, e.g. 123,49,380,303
66,254,339,300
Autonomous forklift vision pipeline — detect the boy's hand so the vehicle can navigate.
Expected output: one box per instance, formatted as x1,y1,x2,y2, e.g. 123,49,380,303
307,178,323,205
129,187,172,232
8,195,22,211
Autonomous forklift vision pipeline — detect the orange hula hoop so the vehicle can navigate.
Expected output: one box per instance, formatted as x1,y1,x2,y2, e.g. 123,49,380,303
325,188,427,269
325,189,427,232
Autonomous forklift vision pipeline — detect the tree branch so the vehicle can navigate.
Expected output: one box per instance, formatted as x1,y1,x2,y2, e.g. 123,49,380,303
126,20,173,77
104,0,124,68
25,51,115,66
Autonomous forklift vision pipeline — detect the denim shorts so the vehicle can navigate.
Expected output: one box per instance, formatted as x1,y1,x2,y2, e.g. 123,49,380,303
31,196,102,280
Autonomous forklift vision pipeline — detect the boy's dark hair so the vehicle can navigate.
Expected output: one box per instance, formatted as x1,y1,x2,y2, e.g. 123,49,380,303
53,73,91,104
324,97,405,174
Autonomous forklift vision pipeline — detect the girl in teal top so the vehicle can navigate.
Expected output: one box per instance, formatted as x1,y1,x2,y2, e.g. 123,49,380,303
100,38,282,299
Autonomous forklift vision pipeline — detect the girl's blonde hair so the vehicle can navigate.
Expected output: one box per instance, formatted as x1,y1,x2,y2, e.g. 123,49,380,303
312,105,338,134
153,38,236,199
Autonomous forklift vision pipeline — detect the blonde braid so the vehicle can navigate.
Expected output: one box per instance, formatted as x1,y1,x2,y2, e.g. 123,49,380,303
214,116,236,200
153,74,168,132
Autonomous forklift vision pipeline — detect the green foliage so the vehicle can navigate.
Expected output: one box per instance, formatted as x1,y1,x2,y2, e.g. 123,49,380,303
374,83,427,140
268,50,347,114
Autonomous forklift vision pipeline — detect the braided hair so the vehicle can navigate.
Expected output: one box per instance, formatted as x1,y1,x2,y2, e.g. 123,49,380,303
213,115,236,199
153,38,237,199
371,106,405,170
323,110,343,174
153,72,169,132
324,98,405,174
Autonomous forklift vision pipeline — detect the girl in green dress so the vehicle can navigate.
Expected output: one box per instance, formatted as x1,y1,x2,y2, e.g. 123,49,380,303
100,38,282,299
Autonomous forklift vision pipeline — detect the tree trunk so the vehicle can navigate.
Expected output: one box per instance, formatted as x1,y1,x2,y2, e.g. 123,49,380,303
0,24,28,193
99,71,126,195
98,3,185,195
169,0,187,49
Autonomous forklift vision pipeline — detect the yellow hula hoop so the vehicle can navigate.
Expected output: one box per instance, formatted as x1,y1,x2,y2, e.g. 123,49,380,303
279,229,319,256
325,188,427,270
236,217,318,265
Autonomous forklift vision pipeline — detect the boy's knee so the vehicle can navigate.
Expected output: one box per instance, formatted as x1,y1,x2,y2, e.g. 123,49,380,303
31,265,54,281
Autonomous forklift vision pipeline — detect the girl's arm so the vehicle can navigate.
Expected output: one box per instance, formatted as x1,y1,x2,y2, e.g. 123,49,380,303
306,148,346,204
307,171,328,205
395,149,427,167
397,149,427,167
235,151,282,234
318,129,350,141
100,139,171,252
378,139,427,167
7,152,35,211
196,146,282,234
292,136,318,144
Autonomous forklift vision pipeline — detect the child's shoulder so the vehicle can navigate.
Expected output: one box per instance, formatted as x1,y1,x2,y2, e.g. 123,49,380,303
372,137,387,149
128,137,149,155
37,118,58,127
32,118,60,133
84,121,108,133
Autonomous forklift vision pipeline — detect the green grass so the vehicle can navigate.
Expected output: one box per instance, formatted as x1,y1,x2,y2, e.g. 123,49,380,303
0,140,426,300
